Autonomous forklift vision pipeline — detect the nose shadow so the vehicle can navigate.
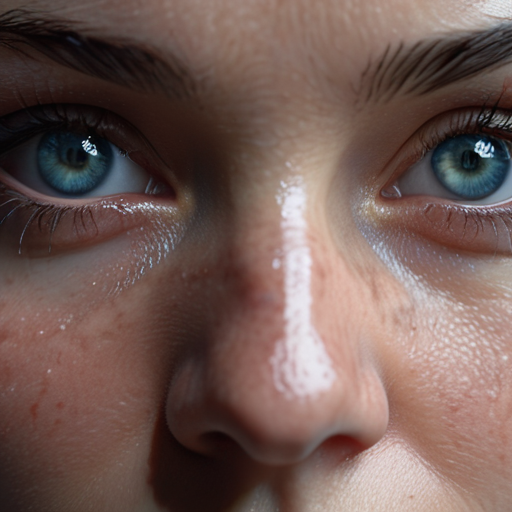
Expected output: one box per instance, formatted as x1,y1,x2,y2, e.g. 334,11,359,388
148,408,267,512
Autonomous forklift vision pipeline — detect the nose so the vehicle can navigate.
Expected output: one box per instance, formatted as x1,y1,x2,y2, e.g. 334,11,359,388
166,180,389,466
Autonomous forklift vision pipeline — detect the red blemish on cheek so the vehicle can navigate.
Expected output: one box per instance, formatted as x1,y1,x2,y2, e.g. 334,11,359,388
29,385,48,427
29,402,39,423
56,401,64,410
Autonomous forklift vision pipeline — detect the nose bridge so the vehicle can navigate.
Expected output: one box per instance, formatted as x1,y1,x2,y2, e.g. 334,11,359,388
219,175,337,396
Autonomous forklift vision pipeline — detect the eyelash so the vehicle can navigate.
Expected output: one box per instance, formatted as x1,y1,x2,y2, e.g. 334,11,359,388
0,103,174,255
2,100,512,256
418,101,512,164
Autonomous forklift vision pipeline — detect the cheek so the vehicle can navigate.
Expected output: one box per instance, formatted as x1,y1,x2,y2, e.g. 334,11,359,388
0,234,186,506
384,281,512,494
0,297,151,496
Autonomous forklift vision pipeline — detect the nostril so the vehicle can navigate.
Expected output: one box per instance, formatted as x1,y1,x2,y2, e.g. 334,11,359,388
198,431,242,458
194,421,366,467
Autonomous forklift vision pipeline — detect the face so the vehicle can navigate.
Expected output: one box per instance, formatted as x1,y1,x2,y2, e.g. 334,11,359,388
1,0,512,510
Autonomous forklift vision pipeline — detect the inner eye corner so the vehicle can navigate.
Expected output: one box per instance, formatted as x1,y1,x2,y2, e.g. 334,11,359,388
379,180,402,200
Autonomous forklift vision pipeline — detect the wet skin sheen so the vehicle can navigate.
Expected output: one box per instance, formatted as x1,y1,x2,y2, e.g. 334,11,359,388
0,0,512,511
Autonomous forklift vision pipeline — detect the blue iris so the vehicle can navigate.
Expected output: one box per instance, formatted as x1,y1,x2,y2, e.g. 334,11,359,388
38,130,113,195
431,134,510,200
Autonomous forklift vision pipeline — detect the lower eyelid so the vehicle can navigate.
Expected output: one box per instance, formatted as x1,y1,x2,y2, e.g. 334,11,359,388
0,186,183,258
376,196,512,255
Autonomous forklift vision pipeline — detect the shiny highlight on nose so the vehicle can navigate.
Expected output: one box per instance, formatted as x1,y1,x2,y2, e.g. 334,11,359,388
271,174,336,399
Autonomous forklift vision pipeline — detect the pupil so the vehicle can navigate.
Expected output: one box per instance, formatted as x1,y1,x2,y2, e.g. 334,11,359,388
460,150,480,172
64,146,88,169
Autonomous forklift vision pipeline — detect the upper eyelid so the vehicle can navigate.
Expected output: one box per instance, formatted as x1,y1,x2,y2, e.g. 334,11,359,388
0,104,146,157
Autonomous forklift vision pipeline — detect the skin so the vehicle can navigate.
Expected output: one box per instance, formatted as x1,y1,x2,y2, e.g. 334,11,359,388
1,0,512,510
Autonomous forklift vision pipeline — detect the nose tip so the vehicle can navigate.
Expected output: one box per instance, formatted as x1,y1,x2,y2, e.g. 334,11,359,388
165,318,389,466
198,403,367,466
209,380,387,466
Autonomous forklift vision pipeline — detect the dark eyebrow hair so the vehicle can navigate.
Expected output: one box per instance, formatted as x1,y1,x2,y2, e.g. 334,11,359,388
2,10,508,107
360,23,512,103
0,9,197,100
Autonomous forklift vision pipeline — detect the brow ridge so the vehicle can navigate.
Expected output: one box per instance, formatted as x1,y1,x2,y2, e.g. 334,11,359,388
362,23,512,103
0,8,197,100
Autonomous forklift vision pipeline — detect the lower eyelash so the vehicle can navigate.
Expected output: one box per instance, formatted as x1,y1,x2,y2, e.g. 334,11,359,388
427,203,512,252
0,180,181,257
0,183,90,254
378,197,512,255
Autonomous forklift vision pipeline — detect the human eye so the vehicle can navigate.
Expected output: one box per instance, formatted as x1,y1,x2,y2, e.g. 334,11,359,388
379,105,512,254
0,104,179,255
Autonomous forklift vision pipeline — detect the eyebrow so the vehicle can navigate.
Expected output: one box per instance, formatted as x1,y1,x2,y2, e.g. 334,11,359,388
1,10,509,107
361,23,512,103
0,9,197,100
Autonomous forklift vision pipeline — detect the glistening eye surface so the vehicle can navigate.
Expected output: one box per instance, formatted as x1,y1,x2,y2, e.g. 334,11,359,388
397,133,512,205
0,128,151,199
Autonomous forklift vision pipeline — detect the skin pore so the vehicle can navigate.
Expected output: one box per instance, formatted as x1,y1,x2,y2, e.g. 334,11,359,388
1,0,512,510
